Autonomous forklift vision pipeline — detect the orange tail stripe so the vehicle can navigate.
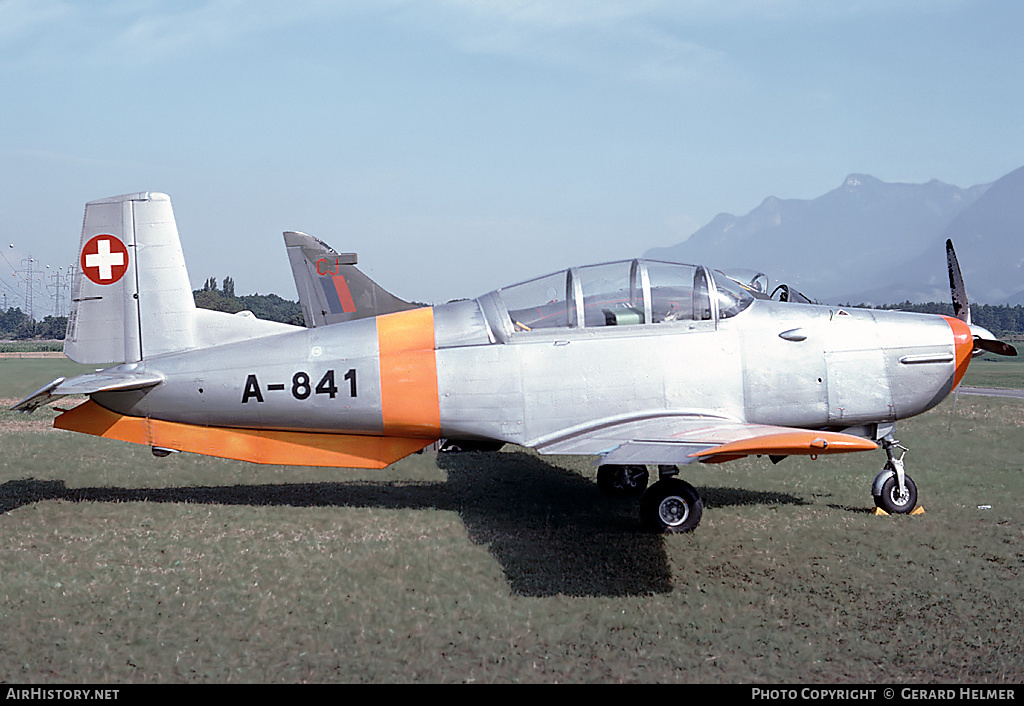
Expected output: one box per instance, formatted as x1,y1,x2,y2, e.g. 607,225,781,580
55,400,432,469
376,307,441,438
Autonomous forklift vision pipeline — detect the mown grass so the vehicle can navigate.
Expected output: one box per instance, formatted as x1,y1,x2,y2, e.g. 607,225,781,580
1,362,1022,683
961,356,1024,390
0,358,96,400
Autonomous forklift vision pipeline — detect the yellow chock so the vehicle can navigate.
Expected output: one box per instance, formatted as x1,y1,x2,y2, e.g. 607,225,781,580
873,506,925,516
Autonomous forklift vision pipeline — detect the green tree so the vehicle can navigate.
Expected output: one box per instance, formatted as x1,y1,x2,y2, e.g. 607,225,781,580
37,315,68,340
1,307,31,337
193,276,303,326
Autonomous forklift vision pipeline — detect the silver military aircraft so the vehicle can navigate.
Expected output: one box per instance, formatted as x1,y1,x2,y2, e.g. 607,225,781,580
13,192,1017,533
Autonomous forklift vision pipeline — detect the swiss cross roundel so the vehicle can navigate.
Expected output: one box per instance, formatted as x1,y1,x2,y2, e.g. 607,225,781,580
80,234,129,285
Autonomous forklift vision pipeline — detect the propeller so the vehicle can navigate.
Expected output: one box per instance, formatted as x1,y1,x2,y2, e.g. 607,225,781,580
945,239,1017,358
944,239,1016,431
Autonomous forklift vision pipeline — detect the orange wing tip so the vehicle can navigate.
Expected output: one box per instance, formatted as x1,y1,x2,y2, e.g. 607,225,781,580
691,430,878,461
54,400,433,469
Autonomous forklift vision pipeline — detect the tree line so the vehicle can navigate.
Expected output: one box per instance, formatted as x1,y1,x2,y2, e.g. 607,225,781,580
193,276,305,326
1,276,304,340
0,307,67,339
5,285,1023,340
850,301,1024,338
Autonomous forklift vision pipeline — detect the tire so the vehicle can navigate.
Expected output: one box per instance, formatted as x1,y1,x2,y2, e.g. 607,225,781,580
597,464,649,497
874,474,918,514
640,479,704,533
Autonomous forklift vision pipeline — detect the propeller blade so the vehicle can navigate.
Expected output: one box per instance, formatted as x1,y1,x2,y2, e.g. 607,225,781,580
974,337,1018,357
946,239,971,325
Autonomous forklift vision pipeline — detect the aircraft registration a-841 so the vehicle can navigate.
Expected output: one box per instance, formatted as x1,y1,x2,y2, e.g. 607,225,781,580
14,193,1017,533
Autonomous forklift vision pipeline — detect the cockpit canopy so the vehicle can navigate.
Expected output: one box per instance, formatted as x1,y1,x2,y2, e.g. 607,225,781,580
478,259,755,340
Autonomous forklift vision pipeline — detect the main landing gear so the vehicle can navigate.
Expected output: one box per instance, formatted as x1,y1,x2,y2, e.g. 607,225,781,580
872,435,918,515
600,436,922,533
597,464,703,533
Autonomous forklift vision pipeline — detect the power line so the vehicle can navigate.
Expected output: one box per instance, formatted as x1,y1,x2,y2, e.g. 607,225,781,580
19,258,35,320
47,265,74,318
1,244,73,319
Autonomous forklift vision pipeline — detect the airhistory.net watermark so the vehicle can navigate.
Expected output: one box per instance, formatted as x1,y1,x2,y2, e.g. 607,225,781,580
6,690,119,701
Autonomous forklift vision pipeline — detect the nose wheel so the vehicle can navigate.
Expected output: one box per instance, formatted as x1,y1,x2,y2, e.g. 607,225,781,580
874,473,918,514
872,435,919,514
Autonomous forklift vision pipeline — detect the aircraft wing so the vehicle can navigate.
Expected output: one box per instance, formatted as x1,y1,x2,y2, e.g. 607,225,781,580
532,415,879,465
10,370,164,413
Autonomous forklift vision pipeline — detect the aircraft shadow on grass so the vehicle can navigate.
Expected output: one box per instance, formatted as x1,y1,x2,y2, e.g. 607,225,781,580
0,451,807,598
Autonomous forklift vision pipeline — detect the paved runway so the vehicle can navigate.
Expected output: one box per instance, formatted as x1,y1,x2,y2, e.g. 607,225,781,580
959,386,1024,399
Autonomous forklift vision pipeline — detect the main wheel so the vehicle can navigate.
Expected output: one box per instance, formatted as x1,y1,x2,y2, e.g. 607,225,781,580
874,474,918,514
597,464,649,497
640,479,703,533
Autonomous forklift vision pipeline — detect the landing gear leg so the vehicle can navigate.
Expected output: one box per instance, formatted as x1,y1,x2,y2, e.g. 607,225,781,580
872,435,918,514
596,464,649,497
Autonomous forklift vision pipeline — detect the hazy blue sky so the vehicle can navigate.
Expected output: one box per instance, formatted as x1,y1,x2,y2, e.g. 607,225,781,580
3,0,1023,312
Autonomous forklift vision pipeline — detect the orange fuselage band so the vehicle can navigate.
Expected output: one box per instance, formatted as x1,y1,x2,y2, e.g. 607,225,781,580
376,307,441,438
942,316,974,390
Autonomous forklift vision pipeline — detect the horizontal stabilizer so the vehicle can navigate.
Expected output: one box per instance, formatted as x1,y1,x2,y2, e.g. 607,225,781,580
11,369,164,413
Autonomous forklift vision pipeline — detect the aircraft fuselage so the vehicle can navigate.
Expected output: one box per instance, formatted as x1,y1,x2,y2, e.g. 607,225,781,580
92,297,967,456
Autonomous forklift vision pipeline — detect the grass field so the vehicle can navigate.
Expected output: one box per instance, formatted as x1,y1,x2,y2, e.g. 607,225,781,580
1,358,1022,683
960,356,1024,390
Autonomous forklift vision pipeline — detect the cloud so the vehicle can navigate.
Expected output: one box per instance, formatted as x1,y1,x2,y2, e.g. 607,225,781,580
0,0,70,40
382,0,962,86
0,0,353,71
1,0,960,78
382,0,728,86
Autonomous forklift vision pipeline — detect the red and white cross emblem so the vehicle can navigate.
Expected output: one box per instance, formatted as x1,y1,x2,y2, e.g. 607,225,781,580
81,234,129,285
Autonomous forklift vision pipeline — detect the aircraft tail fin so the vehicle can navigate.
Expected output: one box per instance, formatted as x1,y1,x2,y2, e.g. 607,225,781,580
66,193,197,364
65,193,293,365
284,231,416,327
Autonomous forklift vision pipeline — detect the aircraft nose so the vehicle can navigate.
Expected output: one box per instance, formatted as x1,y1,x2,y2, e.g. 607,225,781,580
943,316,973,389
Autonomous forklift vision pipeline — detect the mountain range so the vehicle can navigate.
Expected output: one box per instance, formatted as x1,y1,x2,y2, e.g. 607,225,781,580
645,166,1024,305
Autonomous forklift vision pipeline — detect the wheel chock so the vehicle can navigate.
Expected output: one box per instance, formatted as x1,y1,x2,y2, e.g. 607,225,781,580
872,506,925,516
